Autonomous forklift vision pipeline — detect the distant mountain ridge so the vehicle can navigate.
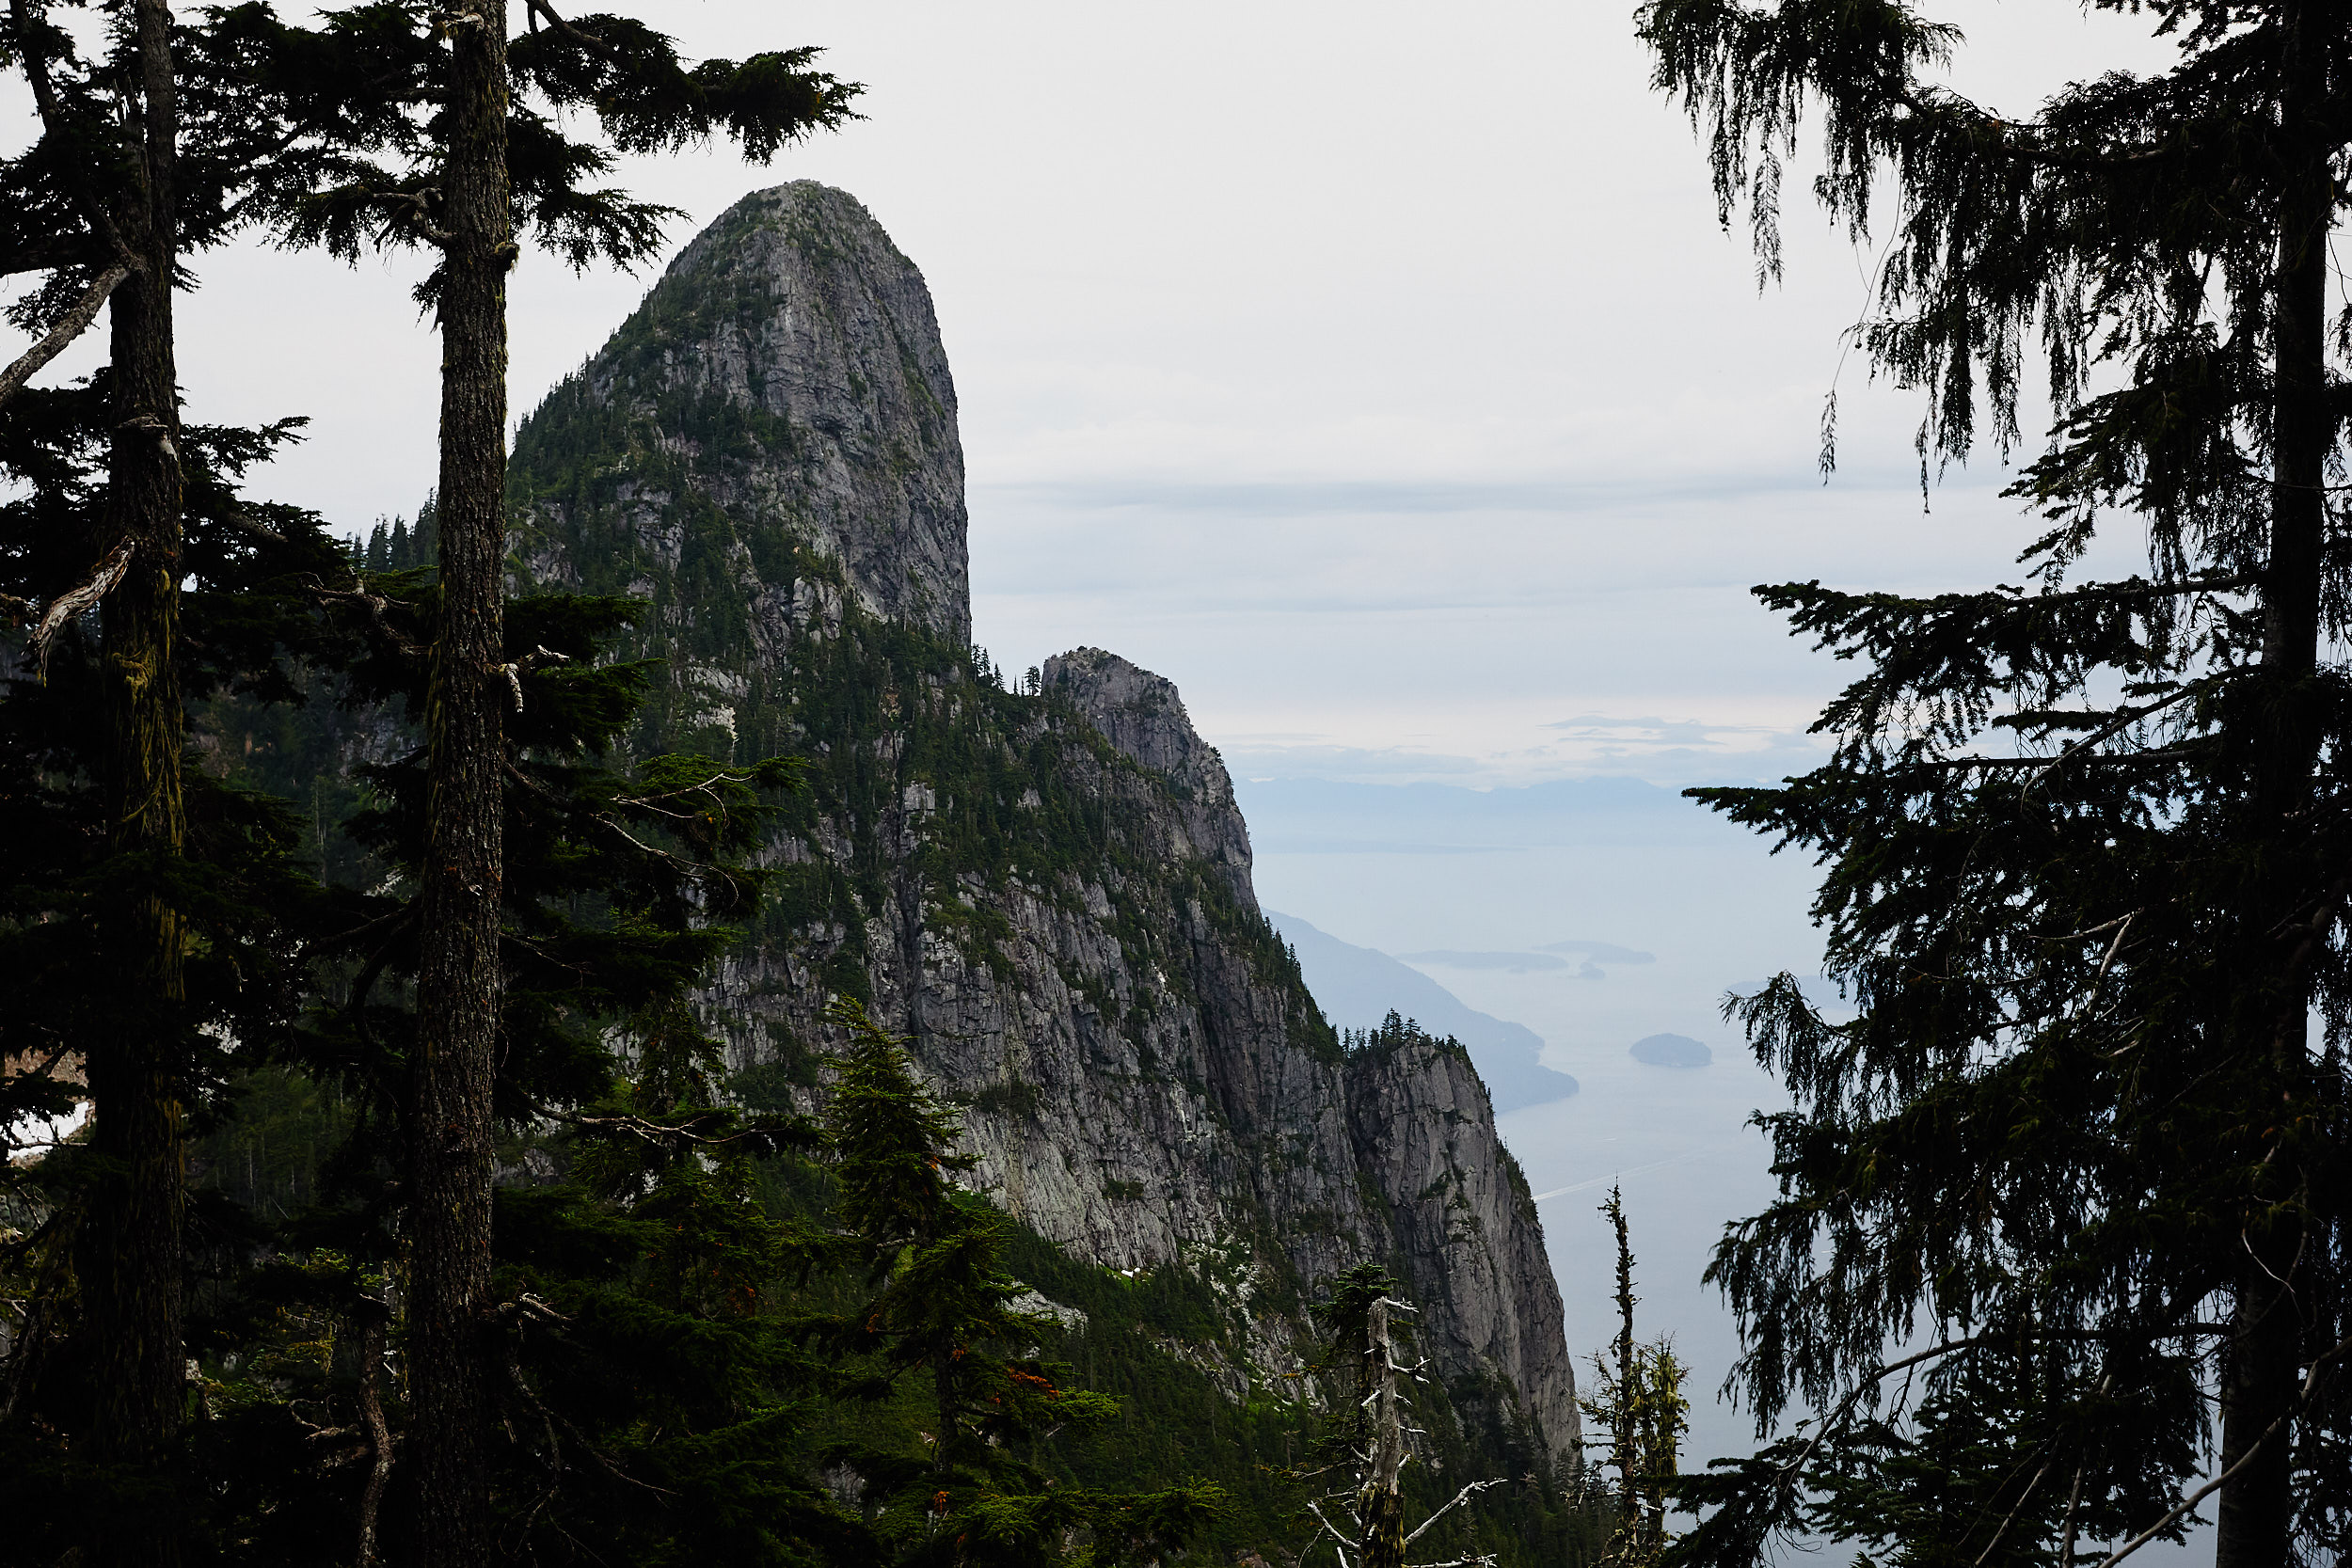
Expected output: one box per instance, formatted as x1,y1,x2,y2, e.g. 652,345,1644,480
1269,911,1580,1110
1234,775,1749,851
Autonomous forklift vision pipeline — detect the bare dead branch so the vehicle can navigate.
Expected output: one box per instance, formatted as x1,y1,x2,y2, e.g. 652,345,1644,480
303,577,426,658
2084,911,2138,1014
496,1324,676,1503
1755,1337,1994,1491
497,644,569,711
0,263,126,408
1971,1454,2054,1565
498,1337,565,1543
220,511,289,547
569,1110,771,1147
8,537,135,681
1303,1499,1358,1567
2090,1329,2352,1568
521,0,623,63
342,928,406,1061
614,771,744,814
503,759,705,872
1402,1479,1502,1548
510,1086,771,1150
375,185,453,246
310,901,417,959
1922,748,2208,770
2058,1460,2089,1566
506,762,666,854
2055,1373,2112,1568
2025,677,2235,797
355,1314,394,1568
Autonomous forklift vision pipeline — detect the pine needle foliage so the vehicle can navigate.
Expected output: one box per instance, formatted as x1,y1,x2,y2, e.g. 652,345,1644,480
164,573,833,1564
1581,1191,1688,1568
1635,0,2352,1562
0,387,354,1556
0,4,408,1552
186,0,861,308
817,1001,1224,1567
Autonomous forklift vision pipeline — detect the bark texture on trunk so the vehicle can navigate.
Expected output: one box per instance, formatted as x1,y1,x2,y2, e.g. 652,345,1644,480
2215,7,2330,1560
83,4,185,1562
409,5,512,1564
2216,1252,2299,1568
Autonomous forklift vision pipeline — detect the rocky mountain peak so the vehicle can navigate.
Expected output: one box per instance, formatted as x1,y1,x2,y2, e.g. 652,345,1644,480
1042,647,1255,905
1042,647,1207,776
532,180,970,642
508,186,1581,1485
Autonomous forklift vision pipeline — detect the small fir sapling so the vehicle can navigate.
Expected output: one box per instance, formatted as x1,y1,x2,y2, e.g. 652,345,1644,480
817,999,1224,1567
1578,1189,1686,1567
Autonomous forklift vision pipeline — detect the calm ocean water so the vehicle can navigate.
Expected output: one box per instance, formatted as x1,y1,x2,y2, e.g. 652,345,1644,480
1249,801,2216,1564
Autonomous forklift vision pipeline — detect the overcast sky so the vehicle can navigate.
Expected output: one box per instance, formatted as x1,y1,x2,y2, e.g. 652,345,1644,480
16,0,2182,787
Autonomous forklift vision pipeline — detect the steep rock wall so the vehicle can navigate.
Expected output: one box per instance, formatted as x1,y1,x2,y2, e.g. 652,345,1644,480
1346,1033,1581,1461
1041,647,1255,905
1045,648,1578,1458
528,182,968,650
507,182,1579,1467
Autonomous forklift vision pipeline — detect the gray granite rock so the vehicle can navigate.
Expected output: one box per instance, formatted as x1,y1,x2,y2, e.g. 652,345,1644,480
505,182,1581,1471
520,181,969,643
1042,647,1257,908
1346,1033,1581,1460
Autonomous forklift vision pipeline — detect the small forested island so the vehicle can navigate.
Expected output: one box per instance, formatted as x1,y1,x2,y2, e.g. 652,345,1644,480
1627,1036,1709,1071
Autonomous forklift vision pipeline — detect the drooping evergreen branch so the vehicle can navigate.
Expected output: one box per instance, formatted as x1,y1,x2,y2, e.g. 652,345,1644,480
5,0,135,263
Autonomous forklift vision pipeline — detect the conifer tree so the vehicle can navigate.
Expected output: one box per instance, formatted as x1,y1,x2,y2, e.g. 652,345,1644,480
819,1001,1223,1567
1296,1263,1506,1568
170,12,860,1557
1788,1351,2188,1568
176,575,824,1562
1581,1190,1686,1566
0,5,370,1557
1636,0,2352,1560
1,15,191,1559
0,400,349,1565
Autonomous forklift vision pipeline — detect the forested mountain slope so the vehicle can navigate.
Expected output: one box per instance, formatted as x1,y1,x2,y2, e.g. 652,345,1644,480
501,181,1580,1468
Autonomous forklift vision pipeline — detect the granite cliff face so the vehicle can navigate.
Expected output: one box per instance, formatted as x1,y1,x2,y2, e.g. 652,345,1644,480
508,182,1578,1467
1345,1035,1580,1460
534,181,968,650
1041,647,1256,904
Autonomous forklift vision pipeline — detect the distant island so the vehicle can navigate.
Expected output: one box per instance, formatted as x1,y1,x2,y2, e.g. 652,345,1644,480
1629,1033,1712,1069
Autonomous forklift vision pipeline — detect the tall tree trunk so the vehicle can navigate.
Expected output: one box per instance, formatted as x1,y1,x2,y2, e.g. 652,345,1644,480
2215,6,2329,1560
409,3,511,1563
83,3,184,1561
2216,1256,2299,1568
